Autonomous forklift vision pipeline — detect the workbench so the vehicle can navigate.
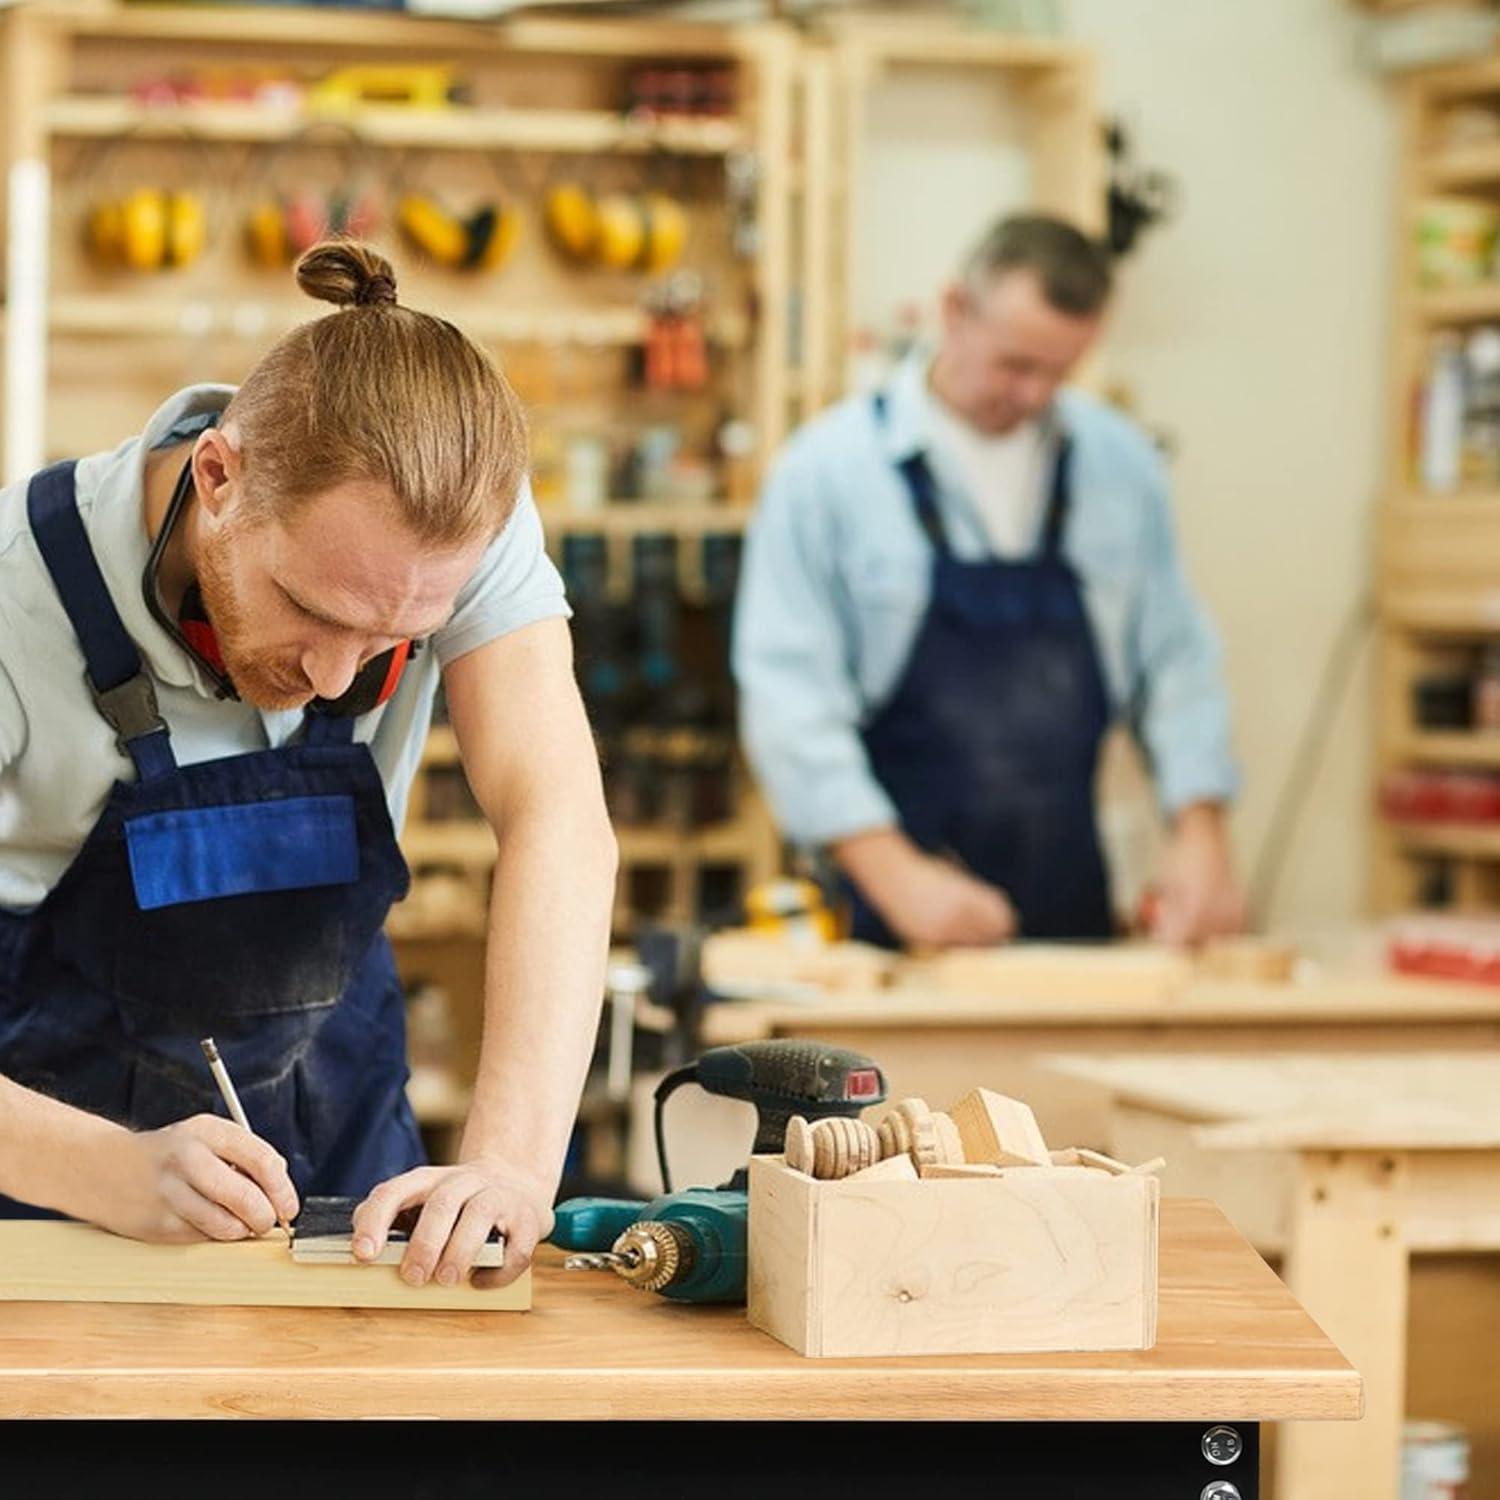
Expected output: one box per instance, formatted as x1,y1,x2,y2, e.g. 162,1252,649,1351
1042,1052,1500,1500
691,955,1500,1153
0,1201,1354,1497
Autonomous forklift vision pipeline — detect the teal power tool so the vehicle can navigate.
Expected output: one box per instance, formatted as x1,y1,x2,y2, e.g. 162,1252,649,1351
554,1039,887,1303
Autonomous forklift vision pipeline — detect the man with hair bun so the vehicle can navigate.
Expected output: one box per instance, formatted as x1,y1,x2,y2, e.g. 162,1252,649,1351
736,213,1244,952
0,240,616,1290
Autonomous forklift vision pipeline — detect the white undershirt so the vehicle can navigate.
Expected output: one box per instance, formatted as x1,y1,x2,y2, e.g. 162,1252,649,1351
922,383,1050,557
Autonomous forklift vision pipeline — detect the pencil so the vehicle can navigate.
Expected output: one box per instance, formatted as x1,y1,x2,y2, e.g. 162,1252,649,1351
198,1036,294,1241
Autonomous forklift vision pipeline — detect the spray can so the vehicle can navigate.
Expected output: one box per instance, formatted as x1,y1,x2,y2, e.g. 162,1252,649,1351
1401,1420,1469,1500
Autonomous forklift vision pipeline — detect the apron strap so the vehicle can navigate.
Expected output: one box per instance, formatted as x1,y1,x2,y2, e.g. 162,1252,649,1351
872,393,952,555
303,711,356,747
1039,437,1075,558
26,462,176,781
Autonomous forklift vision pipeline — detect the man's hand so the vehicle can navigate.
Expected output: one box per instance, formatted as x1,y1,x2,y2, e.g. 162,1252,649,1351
352,1157,553,1290
835,828,1017,950
1150,801,1246,948
88,1115,299,1243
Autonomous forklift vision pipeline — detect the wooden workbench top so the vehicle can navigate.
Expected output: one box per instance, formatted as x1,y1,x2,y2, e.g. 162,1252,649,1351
0,1199,1358,1422
697,941,1500,1045
1045,1051,1500,1150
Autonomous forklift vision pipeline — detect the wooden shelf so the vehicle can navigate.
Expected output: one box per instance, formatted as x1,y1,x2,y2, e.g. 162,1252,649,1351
617,818,764,863
400,821,497,870
47,295,748,349
1423,138,1500,192
539,502,753,536
402,814,764,869
818,18,1081,73
1397,731,1500,768
421,726,461,768
45,97,747,157
1417,283,1500,325
1391,822,1500,861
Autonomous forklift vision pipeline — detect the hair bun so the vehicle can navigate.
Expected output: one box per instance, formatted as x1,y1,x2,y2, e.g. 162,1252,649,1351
295,240,399,310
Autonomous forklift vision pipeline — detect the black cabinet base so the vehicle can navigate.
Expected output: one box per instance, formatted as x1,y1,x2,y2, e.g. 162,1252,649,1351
3,1418,1260,1499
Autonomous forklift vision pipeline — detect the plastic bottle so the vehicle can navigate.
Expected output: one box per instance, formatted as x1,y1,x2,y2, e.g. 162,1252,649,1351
1422,334,1466,493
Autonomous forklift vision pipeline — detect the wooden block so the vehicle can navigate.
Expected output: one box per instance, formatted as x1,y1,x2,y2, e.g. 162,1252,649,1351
932,1112,964,1164
748,1156,1159,1358
918,1162,1004,1180
950,1087,1050,1167
845,1154,920,1183
700,931,898,993
784,1115,815,1176
0,1223,531,1310
1075,1148,1134,1177
1197,936,1297,983
876,1097,931,1161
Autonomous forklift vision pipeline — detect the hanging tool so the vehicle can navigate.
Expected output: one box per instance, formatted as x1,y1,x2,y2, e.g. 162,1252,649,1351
553,1039,886,1303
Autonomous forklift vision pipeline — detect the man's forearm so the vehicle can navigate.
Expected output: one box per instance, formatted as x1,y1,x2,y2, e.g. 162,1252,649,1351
458,801,617,1194
0,1072,125,1217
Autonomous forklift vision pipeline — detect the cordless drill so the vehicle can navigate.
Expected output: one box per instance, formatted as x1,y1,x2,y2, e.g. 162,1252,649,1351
553,1039,886,1303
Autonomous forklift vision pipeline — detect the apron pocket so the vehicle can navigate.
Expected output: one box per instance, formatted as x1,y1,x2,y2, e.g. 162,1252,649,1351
125,795,360,911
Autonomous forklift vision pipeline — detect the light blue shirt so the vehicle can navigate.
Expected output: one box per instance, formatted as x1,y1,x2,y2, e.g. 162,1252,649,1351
732,357,1239,848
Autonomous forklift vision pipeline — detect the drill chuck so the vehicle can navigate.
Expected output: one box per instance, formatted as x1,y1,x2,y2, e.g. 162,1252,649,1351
612,1221,695,1293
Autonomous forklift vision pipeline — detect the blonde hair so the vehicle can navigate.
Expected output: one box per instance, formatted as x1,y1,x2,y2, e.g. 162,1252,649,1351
222,240,528,547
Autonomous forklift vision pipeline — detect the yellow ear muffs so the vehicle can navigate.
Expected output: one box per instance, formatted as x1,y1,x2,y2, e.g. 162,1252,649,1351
120,188,169,272
467,203,521,272
640,192,687,275
163,191,206,268
398,192,471,268
543,181,599,262
594,193,646,271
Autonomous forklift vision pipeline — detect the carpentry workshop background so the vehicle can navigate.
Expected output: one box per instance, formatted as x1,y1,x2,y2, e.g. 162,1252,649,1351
4,0,1500,1497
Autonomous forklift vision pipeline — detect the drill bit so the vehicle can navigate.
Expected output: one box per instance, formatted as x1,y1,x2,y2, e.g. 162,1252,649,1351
564,1249,642,1273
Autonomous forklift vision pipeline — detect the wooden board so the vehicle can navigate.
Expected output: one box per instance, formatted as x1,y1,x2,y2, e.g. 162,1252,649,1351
905,942,1194,1006
0,1223,530,1311
1044,1051,1500,1150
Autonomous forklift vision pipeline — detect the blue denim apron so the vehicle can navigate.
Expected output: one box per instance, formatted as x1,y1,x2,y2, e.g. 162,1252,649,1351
850,397,1114,946
0,462,425,1217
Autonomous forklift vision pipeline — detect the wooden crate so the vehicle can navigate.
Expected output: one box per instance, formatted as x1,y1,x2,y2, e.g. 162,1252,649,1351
747,1154,1158,1358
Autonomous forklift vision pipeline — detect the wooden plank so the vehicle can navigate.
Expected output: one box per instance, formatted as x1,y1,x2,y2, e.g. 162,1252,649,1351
0,1202,1359,1421
0,1222,530,1311
1278,1151,1408,1500
818,17,1082,73
1043,1051,1500,1136
44,96,747,156
797,46,835,419
901,943,1196,1006
49,3,745,59
746,25,796,475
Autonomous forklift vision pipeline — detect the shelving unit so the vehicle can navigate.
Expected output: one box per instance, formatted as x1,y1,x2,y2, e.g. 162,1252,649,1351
0,5,795,1140
1375,53,1500,912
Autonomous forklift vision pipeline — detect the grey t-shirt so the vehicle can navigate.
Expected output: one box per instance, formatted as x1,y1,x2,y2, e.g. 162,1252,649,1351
0,383,570,911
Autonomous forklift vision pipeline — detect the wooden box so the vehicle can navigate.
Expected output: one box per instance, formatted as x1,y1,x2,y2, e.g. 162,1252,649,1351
747,1155,1158,1358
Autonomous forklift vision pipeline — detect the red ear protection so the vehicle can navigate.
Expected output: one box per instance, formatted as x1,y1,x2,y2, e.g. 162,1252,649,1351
145,455,416,717
177,584,414,717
